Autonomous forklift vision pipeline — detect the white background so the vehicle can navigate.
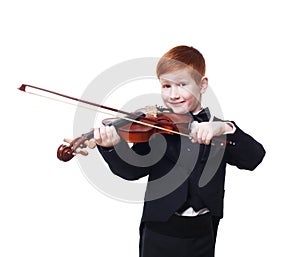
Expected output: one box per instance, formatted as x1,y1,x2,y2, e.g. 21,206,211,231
1,0,300,256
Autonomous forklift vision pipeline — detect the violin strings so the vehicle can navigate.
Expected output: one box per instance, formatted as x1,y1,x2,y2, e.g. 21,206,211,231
24,91,190,138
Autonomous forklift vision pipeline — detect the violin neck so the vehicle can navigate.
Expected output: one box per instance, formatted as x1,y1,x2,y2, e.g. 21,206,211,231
81,130,94,140
81,111,146,140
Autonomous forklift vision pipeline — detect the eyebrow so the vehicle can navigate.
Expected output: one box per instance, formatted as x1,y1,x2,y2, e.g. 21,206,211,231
160,78,188,86
160,76,186,82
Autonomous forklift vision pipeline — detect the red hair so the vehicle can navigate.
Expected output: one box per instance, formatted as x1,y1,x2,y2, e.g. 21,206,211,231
156,45,206,84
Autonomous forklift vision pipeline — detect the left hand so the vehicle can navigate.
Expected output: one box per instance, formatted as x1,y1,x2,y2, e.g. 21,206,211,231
189,121,229,145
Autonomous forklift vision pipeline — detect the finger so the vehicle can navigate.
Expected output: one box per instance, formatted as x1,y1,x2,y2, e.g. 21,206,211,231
105,126,113,141
99,125,108,143
110,126,120,144
204,131,213,145
194,123,206,144
106,126,119,145
201,123,213,144
94,127,102,145
99,125,120,147
189,121,199,143
200,129,209,144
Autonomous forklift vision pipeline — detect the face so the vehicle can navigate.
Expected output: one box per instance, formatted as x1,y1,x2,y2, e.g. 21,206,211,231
159,69,208,114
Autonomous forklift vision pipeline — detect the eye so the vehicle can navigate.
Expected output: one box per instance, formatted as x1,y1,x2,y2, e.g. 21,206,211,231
179,82,186,87
162,84,171,88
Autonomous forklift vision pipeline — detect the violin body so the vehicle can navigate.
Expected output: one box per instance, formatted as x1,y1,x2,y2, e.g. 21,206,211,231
102,112,192,143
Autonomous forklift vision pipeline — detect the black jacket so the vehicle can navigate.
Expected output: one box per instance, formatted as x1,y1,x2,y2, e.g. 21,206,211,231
98,108,265,222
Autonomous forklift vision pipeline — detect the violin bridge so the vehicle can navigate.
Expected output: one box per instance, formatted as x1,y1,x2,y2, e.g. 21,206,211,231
145,105,158,118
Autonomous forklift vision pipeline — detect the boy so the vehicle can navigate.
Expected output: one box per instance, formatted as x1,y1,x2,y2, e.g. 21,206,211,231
94,46,265,257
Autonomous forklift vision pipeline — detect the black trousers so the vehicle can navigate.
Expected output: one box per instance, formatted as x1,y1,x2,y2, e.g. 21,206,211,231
140,214,220,257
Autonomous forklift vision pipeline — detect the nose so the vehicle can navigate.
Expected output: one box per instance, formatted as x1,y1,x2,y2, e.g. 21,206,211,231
169,85,180,100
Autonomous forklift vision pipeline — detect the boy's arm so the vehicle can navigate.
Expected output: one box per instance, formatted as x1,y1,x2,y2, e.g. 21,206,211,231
94,126,151,180
97,139,151,180
224,121,266,170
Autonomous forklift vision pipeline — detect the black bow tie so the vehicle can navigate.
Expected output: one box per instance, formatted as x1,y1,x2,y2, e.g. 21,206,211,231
191,107,211,122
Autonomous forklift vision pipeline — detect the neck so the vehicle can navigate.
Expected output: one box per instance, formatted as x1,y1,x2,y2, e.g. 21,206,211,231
192,107,203,115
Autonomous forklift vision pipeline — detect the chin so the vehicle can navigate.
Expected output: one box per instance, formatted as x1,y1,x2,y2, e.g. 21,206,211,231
169,107,189,115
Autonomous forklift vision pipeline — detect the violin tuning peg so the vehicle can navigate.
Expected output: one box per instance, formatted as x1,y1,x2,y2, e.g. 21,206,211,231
84,139,97,149
75,148,88,156
63,138,73,144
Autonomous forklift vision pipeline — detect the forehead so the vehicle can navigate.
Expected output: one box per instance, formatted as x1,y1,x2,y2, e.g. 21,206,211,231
159,68,193,83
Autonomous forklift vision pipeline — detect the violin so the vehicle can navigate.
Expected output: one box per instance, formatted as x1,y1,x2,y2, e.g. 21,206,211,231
57,107,194,162
18,84,235,162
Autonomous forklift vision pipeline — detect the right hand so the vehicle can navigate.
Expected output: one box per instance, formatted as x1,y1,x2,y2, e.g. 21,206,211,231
94,125,121,148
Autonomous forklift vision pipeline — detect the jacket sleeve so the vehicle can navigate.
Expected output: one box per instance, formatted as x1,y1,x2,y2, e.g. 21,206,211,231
97,139,151,180
225,121,266,170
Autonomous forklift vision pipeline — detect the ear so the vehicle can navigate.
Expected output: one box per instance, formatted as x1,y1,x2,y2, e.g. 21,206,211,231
200,77,208,94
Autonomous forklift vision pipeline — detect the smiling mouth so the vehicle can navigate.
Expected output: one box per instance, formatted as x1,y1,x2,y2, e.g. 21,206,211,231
169,101,185,105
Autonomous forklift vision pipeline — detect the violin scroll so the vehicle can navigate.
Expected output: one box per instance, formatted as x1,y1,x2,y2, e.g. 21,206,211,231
57,133,96,162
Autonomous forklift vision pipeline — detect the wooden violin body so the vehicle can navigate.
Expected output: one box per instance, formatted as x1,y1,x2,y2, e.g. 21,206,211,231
57,109,193,161
103,111,192,143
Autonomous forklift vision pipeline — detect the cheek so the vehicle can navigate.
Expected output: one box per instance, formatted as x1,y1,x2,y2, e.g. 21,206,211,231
182,92,201,109
185,87,201,101
181,90,195,101
161,91,168,103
